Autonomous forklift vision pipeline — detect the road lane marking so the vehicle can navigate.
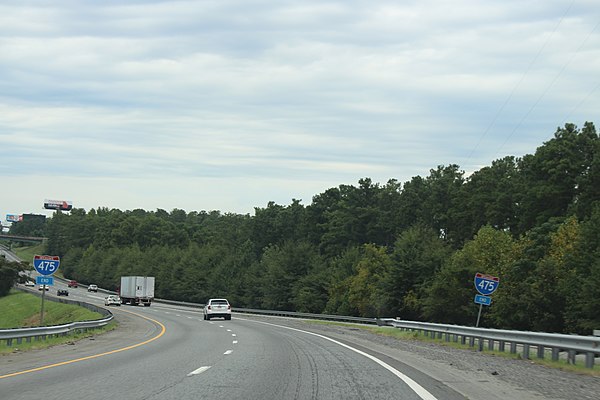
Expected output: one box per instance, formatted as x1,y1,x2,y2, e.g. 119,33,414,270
240,318,438,400
233,340,238,344
187,366,211,376
224,350,233,355
226,329,231,332
0,309,167,380
232,334,236,337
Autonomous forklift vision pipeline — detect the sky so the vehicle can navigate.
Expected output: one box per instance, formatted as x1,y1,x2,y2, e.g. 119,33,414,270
1,0,599,221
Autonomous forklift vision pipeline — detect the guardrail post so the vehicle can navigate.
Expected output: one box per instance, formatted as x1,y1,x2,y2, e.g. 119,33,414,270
488,339,494,351
536,345,544,359
510,342,517,354
499,340,505,352
568,350,576,365
478,337,484,352
469,336,475,347
551,348,560,361
7,338,12,346
523,344,530,359
585,352,594,369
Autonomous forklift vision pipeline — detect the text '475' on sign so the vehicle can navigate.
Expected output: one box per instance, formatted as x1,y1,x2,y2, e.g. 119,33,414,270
474,273,499,296
33,255,60,276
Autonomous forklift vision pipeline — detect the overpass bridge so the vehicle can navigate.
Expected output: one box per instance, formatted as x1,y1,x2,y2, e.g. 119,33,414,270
0,234,46,243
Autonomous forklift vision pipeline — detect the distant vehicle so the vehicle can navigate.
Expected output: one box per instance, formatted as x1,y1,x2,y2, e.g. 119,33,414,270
24,280,35,287
57,289,69,296
67,280,78,288
43,199,73,211
88,284,98,292
104,295,121,306
119,276,154,307
203,298,231,320
38,285,49,291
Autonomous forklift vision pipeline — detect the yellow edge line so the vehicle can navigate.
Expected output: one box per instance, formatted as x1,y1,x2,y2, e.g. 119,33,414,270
0,309,166,379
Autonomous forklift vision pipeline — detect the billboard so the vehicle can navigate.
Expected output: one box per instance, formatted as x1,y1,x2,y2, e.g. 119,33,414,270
43,199,73,211
6,214,22,222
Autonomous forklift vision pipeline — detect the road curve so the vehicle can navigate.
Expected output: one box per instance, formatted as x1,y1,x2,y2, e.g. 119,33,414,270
1,285,465,400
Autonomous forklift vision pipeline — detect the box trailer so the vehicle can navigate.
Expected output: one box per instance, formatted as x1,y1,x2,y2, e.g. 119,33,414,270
120,276,155,307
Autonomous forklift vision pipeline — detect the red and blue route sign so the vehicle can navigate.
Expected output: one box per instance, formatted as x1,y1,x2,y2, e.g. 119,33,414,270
33,255,60,276
474,273,499,296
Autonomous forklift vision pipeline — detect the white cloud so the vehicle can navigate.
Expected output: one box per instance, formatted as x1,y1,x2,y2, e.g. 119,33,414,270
1,0,599,219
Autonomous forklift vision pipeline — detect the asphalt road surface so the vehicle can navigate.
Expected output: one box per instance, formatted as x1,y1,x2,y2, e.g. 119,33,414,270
1,280,466,400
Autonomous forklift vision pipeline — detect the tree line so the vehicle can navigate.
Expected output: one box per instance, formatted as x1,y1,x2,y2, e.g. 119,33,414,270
9,122,600,334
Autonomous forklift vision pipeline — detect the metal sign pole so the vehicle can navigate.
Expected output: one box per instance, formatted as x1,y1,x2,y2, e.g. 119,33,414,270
475,303,483,327
40,287,46,326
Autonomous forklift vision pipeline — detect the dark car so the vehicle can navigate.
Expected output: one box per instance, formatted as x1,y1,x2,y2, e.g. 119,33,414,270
57,289,69,296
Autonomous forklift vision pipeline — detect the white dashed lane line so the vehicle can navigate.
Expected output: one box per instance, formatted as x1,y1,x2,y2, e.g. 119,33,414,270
224,350,233,355
187,366,211,376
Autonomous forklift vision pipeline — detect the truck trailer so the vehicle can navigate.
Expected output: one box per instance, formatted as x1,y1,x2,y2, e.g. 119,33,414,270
120,276,155,306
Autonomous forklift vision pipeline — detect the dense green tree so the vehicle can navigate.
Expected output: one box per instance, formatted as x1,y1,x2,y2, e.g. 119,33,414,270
25,121,600,333
0,257,25,296
346,244,392,317
422,226,519,325
382,225,452,320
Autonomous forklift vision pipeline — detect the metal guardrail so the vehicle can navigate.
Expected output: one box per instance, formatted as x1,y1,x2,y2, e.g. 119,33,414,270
379,318,600,369
232,307,378,324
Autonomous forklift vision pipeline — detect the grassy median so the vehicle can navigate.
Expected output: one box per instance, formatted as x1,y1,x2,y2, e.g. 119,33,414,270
0,290,115,354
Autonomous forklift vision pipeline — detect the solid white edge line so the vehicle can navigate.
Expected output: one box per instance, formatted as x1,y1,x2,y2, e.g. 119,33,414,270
187,366,211,376
239,318,438,400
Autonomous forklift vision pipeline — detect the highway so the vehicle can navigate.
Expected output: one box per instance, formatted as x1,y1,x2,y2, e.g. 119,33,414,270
3,252,593,399
1,278,470,400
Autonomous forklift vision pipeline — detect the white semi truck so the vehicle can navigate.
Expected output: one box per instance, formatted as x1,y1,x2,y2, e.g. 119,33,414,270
120,276,155,306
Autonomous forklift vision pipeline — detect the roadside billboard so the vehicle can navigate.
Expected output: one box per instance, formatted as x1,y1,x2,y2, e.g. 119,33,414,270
43,199,73,211
6,214,22,222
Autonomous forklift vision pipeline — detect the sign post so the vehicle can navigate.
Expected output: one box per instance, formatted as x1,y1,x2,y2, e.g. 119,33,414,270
474,273,499,327
33,255,60,326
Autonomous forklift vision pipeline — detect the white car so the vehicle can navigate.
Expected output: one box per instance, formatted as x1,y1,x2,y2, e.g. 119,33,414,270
203,298,231,320
24,280,35,287
88,284,98,292
104,295,121,306
38,285,49,291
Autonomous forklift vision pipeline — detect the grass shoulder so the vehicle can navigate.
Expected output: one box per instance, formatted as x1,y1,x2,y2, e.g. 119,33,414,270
0,290,117,355
10,243,45,264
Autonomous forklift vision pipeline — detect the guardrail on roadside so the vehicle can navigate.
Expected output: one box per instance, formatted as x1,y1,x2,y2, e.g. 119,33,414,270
0,289,113,347
378,318,600,369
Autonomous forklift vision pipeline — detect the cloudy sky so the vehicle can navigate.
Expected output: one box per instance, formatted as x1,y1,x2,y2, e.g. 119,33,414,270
1,0,599,221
